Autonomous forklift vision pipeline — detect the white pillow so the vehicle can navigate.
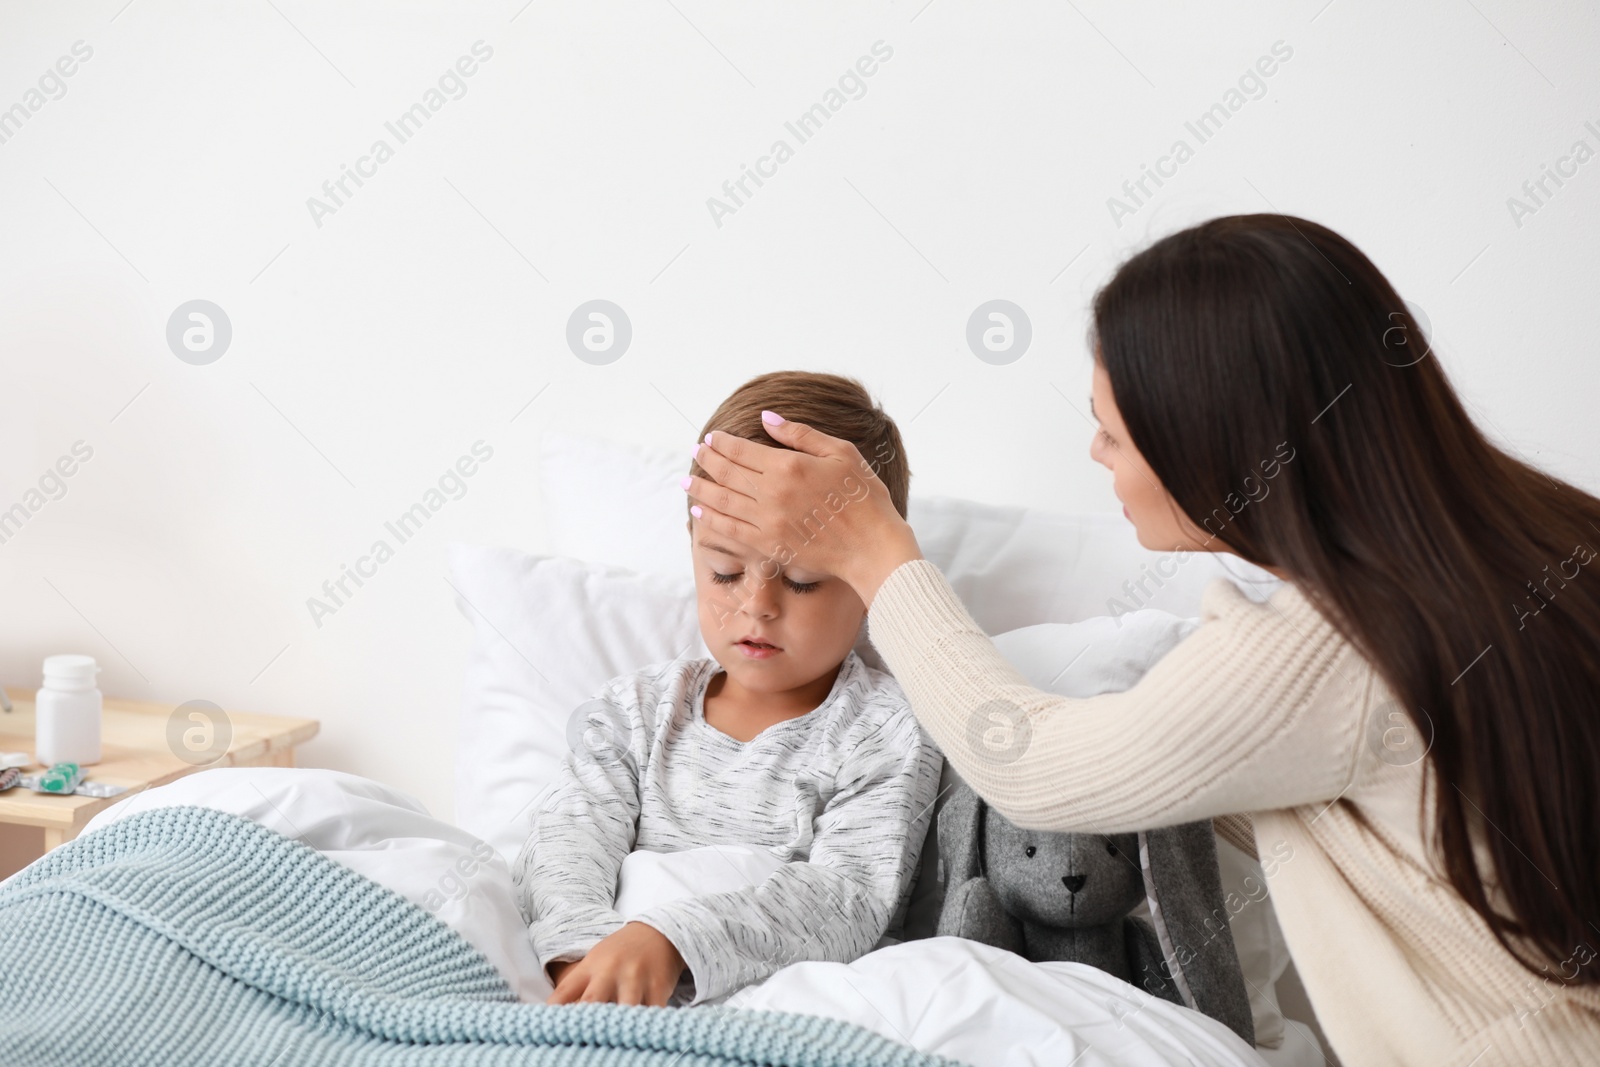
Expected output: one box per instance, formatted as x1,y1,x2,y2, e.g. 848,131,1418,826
80,767,552,1002
538,429,1282,628
988,612,1204,693
448,544,706,864
539,431,692,579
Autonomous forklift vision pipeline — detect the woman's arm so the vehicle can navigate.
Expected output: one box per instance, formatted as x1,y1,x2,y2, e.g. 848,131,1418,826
869,558,1369,831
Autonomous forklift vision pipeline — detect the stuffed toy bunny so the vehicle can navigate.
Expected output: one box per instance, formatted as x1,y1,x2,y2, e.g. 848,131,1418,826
936,774,1255,1046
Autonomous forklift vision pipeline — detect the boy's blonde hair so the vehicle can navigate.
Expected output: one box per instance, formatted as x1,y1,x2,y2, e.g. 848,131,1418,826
687,371,910,520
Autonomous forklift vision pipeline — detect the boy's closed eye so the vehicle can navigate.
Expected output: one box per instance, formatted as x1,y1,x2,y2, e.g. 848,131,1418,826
697,535,828,593
709,569,822,594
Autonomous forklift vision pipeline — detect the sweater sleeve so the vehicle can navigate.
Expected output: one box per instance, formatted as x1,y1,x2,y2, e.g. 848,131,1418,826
509,693,639,970
631,708,942,1004
865,558,1370,832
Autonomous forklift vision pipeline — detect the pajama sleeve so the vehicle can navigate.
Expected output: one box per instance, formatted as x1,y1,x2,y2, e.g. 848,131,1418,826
510,692,642,970
631,706,942,1004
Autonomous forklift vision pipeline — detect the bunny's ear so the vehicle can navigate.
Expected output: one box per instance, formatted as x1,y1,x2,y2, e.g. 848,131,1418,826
1138,821,1256,1047
935,772,987,884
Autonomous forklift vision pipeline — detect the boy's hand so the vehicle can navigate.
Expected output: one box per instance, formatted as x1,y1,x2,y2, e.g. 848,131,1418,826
547,922,687,1007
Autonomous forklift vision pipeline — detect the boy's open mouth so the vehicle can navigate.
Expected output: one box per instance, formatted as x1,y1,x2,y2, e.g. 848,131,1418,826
736,637,782,656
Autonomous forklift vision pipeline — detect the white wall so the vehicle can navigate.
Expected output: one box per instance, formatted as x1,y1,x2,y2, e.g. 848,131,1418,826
2,0,1595,821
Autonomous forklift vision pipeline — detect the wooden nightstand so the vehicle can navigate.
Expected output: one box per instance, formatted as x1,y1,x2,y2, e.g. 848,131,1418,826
0,689,319,873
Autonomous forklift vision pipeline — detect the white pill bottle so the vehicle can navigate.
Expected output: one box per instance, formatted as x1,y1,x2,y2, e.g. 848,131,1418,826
36,654,103,766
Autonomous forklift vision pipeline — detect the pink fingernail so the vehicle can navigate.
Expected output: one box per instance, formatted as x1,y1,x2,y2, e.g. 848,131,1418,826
704,432,713,444
690,443,700,460
679,475,692,489
690,505,703,518
761,411,784,425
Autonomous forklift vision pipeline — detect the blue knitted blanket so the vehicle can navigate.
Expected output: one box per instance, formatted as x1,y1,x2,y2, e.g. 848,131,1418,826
0,806,950,1066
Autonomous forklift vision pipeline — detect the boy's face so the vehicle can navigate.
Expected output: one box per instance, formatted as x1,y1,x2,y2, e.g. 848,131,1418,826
687,517,866,695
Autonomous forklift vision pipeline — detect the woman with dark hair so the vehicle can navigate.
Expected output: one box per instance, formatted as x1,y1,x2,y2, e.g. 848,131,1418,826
681,214,1600,1064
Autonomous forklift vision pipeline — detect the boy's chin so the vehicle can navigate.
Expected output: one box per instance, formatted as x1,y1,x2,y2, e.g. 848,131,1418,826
720,654,854,694
713,654,803,688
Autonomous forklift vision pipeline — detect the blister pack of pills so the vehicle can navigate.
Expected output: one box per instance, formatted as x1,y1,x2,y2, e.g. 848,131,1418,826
16,762,129,798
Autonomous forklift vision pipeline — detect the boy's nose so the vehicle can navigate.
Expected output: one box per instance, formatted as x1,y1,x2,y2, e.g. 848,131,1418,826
739,580,781,616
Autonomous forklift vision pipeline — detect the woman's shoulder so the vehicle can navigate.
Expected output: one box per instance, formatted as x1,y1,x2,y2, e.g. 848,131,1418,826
1199,575,1343,641
1201,573,1391,763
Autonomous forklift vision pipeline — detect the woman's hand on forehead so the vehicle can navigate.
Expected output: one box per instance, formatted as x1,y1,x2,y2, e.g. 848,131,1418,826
683,430,783,555
680,413,922,603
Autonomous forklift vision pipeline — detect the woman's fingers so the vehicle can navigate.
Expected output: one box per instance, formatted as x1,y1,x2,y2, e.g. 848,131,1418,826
699,428,775,474
695,418,863,505
697,419,852,481
693,441,763,505
746,412,853,460
681,470,755,525
684,495,764,550
688,414,915,598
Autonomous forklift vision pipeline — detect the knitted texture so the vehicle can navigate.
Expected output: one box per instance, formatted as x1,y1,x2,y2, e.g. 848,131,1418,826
0,806,953,1067
867,559,1600,1066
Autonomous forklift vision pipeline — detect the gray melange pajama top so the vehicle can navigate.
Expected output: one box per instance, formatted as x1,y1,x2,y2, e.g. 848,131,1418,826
511,649,943,1004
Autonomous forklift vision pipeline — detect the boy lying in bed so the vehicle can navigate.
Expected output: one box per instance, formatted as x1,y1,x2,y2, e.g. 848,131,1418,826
511,370,942,1008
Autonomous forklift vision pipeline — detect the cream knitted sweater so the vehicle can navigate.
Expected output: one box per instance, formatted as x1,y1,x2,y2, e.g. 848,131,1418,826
866,558,1600,1066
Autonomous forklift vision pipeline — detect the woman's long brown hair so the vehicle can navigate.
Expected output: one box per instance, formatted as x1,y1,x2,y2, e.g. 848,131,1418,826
1093,213,1600,981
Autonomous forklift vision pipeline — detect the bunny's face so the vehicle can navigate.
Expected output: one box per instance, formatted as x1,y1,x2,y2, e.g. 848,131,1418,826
983,813,1146,928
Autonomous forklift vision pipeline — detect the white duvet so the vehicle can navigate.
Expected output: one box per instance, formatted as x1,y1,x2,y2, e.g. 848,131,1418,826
731,937,1267,1067
80,768,1269,1067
